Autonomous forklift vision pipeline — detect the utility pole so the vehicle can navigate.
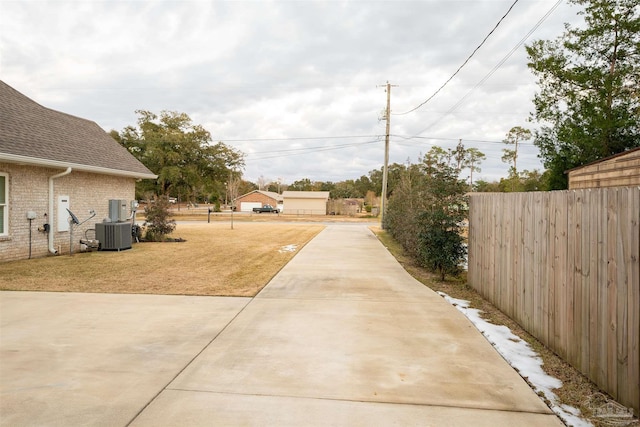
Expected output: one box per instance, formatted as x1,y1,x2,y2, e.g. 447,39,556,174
379,81,397,229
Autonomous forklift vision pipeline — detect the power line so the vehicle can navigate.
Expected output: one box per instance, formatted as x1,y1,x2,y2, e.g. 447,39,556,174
391,134,536,145
220,135,377,143
393,140,536,149
247,138,381,155
392,134,501,144
250,139,379,154
394,0,521,116
247,135,536,165
246,139,381,161
238,133,535,164
227,131,538,167
412,0,564,136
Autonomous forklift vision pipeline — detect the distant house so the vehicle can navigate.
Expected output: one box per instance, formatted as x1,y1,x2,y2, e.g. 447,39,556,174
327,198,363,216
282,191,330,215
0,81,156,262
234,190,283,212
567,147,640,189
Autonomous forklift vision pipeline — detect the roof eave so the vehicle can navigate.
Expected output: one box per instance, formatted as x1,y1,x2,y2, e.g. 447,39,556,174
0,153,157,180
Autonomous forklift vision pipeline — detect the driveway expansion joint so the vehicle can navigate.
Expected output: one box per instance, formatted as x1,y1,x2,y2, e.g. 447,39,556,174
124,297,255,427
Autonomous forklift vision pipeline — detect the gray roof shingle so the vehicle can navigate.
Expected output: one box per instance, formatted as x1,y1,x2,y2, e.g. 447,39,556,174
0,81,156,179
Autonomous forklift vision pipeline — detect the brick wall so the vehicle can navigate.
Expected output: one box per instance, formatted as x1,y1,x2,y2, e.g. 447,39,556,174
0,163,136,262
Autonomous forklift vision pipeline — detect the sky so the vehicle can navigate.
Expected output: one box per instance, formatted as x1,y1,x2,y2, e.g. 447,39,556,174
0,0,583,186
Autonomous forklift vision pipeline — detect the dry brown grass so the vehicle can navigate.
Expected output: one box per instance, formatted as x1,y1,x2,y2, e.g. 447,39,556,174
137,203,379,223
1,223,323,297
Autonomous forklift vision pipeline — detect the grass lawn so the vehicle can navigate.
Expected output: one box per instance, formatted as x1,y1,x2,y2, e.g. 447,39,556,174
0,223,324,297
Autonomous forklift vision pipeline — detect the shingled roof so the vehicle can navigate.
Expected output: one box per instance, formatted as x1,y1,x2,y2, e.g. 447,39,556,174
0,81,156,179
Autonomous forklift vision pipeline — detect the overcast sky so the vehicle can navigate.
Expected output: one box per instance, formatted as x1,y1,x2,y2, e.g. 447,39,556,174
0,0,582,185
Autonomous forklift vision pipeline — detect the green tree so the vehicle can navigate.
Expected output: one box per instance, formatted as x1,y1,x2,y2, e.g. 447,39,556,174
465,148,486,187
368,168,383,196
445,141,486,187
473,179,501,192
354,175,374,198
417,207,467,281
474,169,550,192
112,110,245,202
451,140,467,172
520,169,551,192
266,179,284,194
368,163,405,198
316,181,335,192
418,161,468,280
526,0,640,189
288,178,314,191
501,126,532,183
384,149,468,280
237,180,258,198
424,146,450,170
383,163,422,255
330,180,359,199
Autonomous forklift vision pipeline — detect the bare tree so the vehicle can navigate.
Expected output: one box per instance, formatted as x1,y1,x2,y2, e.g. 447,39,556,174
256,175,268,191
227,171,241,229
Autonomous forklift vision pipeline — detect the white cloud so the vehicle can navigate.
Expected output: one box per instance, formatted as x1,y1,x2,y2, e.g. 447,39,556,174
0,0,582,184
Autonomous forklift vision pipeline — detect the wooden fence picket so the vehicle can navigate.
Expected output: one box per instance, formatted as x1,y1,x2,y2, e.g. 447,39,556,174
468,187,640,414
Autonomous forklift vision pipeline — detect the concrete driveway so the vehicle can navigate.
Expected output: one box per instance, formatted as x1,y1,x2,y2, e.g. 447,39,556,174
0,224,563,426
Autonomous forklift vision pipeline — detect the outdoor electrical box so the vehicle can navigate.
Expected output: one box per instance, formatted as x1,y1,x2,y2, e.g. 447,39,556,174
108,199,128,222
57,196,70,232
26,211,37,220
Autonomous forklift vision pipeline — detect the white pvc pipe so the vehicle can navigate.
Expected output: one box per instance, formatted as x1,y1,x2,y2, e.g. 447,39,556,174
48,167,72,254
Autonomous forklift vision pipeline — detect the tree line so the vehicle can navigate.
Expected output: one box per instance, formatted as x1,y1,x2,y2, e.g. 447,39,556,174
110,0,638,208
108,0,638,280
109,111,550,205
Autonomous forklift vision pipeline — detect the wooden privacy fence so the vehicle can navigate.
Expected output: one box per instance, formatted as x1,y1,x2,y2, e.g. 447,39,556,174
468,188,639,414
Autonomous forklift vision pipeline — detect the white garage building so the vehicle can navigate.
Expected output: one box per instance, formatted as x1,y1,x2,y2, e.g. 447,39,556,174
282,191,330,215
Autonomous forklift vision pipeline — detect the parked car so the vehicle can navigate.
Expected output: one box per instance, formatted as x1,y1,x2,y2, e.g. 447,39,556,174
168,197,177,204
252,204,279,213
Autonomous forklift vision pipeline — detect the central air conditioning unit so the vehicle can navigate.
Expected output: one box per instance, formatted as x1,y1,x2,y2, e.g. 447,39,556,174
95,222,132,251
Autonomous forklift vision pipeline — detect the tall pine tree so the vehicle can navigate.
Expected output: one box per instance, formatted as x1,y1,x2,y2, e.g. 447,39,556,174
526,0,639,189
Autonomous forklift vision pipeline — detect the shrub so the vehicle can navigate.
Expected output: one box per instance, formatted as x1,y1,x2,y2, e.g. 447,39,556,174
143,196,176,241
417,208,467,281
385,159,468,281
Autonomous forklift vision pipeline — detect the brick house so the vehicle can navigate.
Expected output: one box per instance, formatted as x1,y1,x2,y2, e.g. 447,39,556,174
234,190,283,212
0,81,156,262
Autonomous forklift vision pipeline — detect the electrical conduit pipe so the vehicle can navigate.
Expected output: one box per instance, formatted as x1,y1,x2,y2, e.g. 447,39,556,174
48,167,72,254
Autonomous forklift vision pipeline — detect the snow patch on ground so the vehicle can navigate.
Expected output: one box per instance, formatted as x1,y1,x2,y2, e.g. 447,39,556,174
437,291,593,427
278,244,298,253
